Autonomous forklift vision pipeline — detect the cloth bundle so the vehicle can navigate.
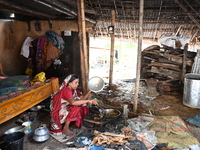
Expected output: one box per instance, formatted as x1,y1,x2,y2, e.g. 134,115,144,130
186,114,200,127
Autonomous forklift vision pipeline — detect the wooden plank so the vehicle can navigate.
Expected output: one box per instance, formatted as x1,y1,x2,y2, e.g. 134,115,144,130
143,56,157,61
142,51,192,66
149,62,181,72
147,67,181,79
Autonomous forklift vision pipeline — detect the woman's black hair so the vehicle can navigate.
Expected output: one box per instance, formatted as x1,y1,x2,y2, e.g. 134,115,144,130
69,75,79,83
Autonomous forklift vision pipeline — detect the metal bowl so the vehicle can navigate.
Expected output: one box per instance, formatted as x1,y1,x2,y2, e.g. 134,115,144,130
29,105,43,111
4,126,25,135
102,109,121,119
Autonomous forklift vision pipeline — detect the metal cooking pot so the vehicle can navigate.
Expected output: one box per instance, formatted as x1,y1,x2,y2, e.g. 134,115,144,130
33,126,50,142
4,126,25,135
102,109,121,119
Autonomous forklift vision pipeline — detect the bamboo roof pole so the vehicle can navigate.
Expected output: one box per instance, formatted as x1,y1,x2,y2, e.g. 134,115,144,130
76,0,86,93
109,10,115,90
134,0,144,112
174,0,200,29
80,0,89,93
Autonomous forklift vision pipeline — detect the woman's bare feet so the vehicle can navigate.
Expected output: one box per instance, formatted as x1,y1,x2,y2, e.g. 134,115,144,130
63,128,74,136
63,121,75,136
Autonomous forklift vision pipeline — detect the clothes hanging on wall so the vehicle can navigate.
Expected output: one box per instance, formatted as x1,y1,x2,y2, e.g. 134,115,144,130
21,31,66,77
20,37,35,58
46,31,65,51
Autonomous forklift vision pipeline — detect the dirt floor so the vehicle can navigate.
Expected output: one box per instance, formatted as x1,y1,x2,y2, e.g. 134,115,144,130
145,91,199,119
0,80,200,150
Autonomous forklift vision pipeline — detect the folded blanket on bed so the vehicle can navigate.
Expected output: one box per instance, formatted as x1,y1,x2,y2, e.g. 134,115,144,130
0,86,26,96
0,75,30,88
0,75,30,100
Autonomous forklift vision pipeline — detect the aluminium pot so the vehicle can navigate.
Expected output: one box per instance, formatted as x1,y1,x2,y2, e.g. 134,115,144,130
183,73,200,108
33,126,50,142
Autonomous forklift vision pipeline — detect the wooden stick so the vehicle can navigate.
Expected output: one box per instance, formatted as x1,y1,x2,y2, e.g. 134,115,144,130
76,0,86,93
109,10,115,90
80,0,89,92
181,43,188,83
84,119,102,125
134,0,144,112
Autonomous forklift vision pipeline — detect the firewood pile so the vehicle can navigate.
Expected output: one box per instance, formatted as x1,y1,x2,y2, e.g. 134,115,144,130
90,130,133,146
141,45,196,91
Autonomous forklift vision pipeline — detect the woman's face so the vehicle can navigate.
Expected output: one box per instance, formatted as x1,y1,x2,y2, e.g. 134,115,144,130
68,79,79,90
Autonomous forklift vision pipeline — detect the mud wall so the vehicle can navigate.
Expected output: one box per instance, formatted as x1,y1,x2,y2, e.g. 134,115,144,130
0,20,92,76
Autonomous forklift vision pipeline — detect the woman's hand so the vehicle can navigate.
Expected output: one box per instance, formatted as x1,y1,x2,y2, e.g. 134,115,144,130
87,90,92,94
89,99,99,105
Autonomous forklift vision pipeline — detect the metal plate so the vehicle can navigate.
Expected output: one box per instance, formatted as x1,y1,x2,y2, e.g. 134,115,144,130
88,76,105,92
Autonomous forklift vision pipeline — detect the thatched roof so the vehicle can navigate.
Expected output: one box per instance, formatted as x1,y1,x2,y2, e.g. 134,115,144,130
0,0,200,45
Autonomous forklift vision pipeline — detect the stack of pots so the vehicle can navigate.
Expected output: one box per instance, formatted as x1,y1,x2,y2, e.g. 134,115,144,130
33,126,50,142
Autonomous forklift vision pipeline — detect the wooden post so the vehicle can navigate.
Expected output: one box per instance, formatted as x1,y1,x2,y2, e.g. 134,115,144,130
76,0,86,93
134,0,144,112
109,10,115,90
80,0,89,93
181,43,188,83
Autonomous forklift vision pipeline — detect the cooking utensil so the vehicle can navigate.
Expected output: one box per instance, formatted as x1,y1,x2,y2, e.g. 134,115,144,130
95,104,104,111
4,126,25,135
102,109,121,119
88,76,105,92
29,105,43,111
33,126,50,142
183,73,200,108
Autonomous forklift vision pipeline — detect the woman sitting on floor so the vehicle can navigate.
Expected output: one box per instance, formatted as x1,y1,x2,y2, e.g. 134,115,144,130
50,74,98,136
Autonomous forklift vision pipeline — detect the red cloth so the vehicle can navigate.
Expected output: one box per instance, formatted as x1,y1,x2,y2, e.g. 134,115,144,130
66,105,88,128
50,90,63,134
50,86,88,134
62,87,81,100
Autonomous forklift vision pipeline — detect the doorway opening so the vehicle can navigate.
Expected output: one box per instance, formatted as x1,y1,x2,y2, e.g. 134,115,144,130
89,37,138,81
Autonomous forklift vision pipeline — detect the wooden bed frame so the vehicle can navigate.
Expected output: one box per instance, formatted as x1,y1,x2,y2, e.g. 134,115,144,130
0,78,59,124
